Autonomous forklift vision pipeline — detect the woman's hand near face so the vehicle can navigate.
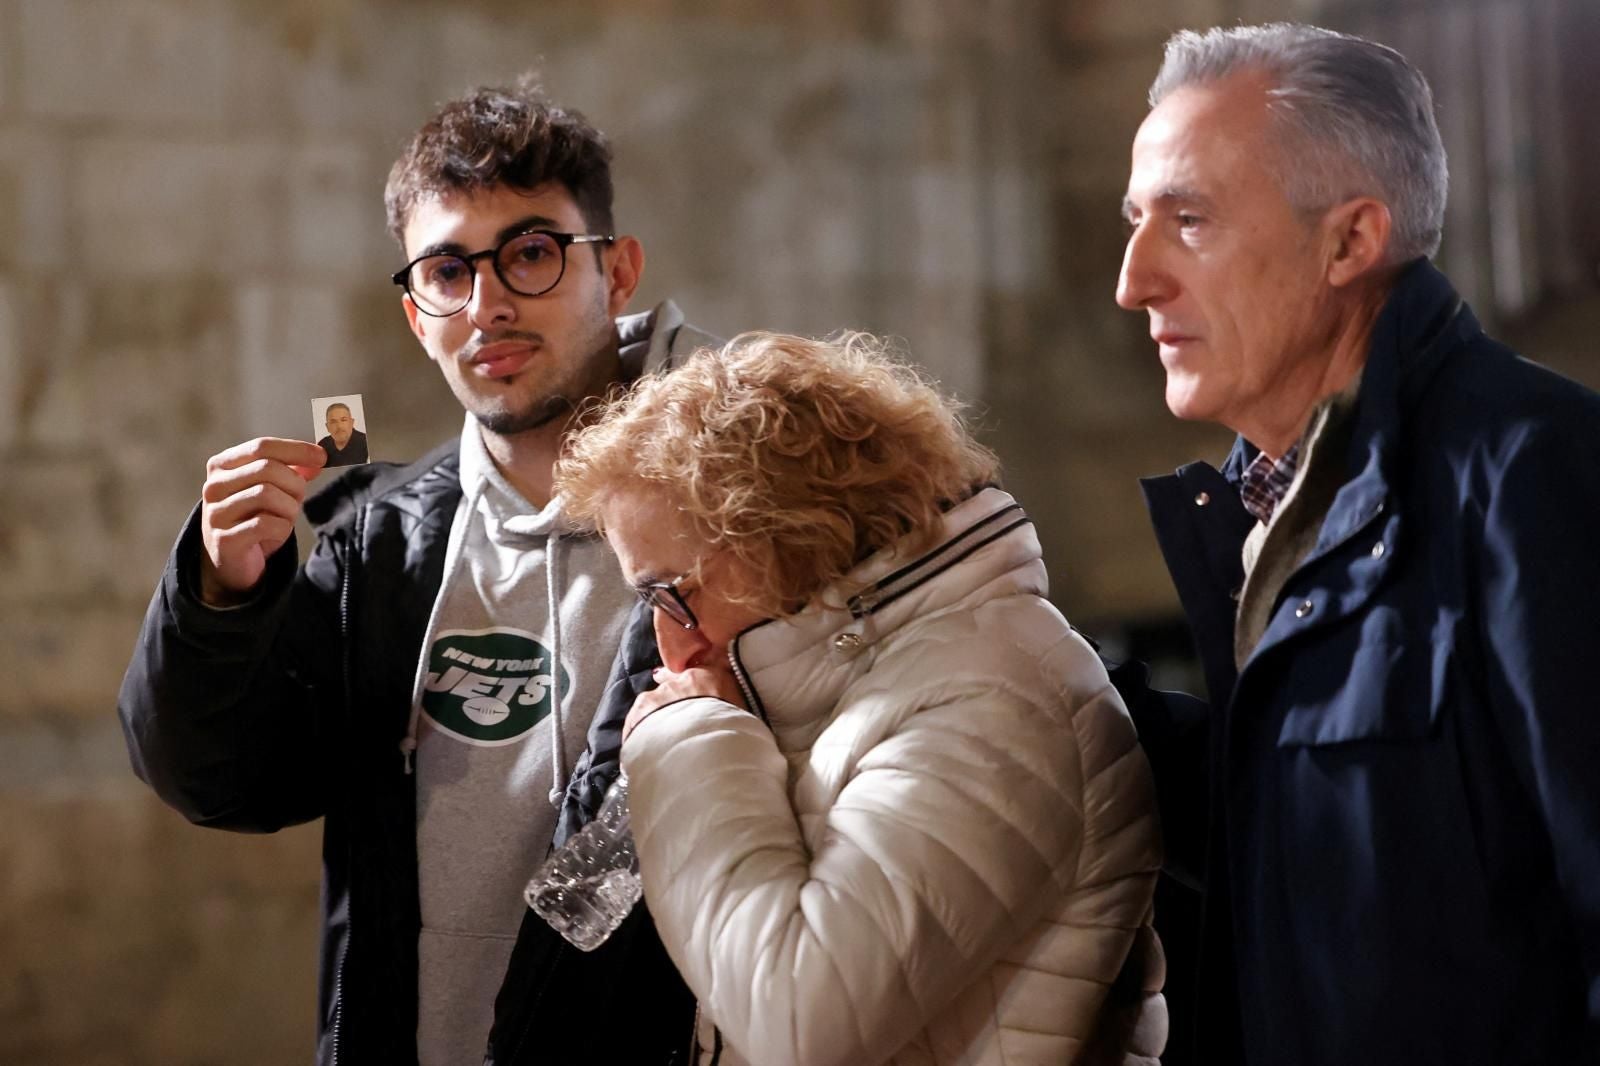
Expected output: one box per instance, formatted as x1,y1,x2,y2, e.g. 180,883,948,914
622,664,749,743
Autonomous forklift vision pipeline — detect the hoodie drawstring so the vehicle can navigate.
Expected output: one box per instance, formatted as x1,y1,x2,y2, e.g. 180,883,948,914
544,528,567,807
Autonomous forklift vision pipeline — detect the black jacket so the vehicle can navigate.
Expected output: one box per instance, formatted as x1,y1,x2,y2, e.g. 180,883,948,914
1137,261,1600,1065
118,443,693,1065
489,601,696,1066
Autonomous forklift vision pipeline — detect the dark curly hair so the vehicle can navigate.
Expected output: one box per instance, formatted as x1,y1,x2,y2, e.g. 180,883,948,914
384,78,615,247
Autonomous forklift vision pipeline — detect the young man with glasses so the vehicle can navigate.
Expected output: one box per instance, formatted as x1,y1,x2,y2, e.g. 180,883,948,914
118,83,716,1065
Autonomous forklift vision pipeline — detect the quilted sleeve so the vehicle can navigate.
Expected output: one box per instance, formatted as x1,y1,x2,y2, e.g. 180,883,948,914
621,621,1149,1066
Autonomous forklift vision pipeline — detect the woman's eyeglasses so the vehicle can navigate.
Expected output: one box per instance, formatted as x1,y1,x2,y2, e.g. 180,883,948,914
634,575,698,630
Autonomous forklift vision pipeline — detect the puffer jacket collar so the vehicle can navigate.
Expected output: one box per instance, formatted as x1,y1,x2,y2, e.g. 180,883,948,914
728,487,1044,750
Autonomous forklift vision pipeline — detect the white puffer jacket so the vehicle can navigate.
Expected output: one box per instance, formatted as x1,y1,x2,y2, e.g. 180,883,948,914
622,488,1165,1066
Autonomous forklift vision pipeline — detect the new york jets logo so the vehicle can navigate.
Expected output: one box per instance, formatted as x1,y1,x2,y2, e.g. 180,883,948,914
421,628,570,746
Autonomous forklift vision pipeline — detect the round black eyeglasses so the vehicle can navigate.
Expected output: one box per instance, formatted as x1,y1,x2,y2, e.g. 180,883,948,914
634,576,698,631
392,230,614,317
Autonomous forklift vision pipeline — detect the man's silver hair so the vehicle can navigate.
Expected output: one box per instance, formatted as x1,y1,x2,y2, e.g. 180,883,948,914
1150,23,1448,263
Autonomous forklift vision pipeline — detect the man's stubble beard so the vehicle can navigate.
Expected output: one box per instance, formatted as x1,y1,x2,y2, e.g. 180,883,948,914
471,303,619,438
474,394,575,436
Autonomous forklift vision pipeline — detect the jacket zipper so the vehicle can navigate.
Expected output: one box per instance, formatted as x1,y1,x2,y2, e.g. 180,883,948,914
726,642,762,724
508,939,570,1064
330,508,362,1065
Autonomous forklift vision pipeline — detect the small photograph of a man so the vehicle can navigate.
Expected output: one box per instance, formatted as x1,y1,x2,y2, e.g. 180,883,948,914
312,394,370,467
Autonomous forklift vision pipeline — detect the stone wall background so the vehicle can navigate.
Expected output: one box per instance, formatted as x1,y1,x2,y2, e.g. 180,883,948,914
0,1,1593,1062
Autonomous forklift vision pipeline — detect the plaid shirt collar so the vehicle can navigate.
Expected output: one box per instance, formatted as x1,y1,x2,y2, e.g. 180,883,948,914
1239,443,1302,525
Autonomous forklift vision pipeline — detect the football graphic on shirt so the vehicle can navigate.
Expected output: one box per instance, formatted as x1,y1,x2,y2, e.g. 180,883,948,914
421,628,572,746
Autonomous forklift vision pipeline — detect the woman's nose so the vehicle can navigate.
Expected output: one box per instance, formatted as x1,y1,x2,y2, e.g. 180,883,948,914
654,610,710,672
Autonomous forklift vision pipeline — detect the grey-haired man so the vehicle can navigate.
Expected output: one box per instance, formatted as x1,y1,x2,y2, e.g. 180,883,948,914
1120,23,1600,1066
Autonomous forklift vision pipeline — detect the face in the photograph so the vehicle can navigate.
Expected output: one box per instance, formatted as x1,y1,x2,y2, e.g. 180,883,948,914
324,403,355,447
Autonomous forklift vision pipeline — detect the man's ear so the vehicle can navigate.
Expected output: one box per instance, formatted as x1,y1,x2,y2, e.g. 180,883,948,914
1324,196,1392,287
401,292,431,350
604,236,645,317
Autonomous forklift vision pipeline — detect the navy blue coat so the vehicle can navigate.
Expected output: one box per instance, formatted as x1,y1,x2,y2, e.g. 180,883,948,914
1137,260,1600,1065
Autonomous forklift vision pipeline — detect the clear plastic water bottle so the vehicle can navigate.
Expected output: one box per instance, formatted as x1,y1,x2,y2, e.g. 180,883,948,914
524,772,642,951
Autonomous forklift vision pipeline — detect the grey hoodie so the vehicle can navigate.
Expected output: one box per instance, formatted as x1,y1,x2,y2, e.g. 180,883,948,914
404,301,719,1066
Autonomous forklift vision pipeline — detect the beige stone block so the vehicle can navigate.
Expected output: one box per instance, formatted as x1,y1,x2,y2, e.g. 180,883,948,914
0,605,145,719
845,280,987,407
229,281,452,465
17,0,229,125
0,738,321,903
876,163,1051,302
233,282,355,436
0,0,10,116
96,441,216,602
76,137,283,278
232,1,444,139
0,717,132,796
322,282,456,460
0,285,216,596
223,1,435,140
0,455,124,606
1053,0,1234,50
0,130,71,270
562,13,929,164
77,277,242,451
726,162,869,284
902,293,986,405
285,143,385,277
428,7,535,85
231,282,290,428
982,167,1051,295
981,201,1169,434
0,777,150,906
0,281,95,452
0,281,17,450
1018,312,1165,430
1050,56,1159,192
0,783,319,1064
431,6,622,108
1000,422,1228,624
880,0,1036,52
901,168,988,289
1235,0,1338,24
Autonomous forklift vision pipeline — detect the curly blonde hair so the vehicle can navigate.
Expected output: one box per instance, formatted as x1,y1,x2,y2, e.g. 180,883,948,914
556,331,1001,617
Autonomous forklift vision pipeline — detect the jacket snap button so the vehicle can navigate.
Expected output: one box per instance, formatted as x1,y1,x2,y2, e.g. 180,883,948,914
1194,491,1210,506
833,632,863,652
1294,599,1314,619
1371,541,1385,559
